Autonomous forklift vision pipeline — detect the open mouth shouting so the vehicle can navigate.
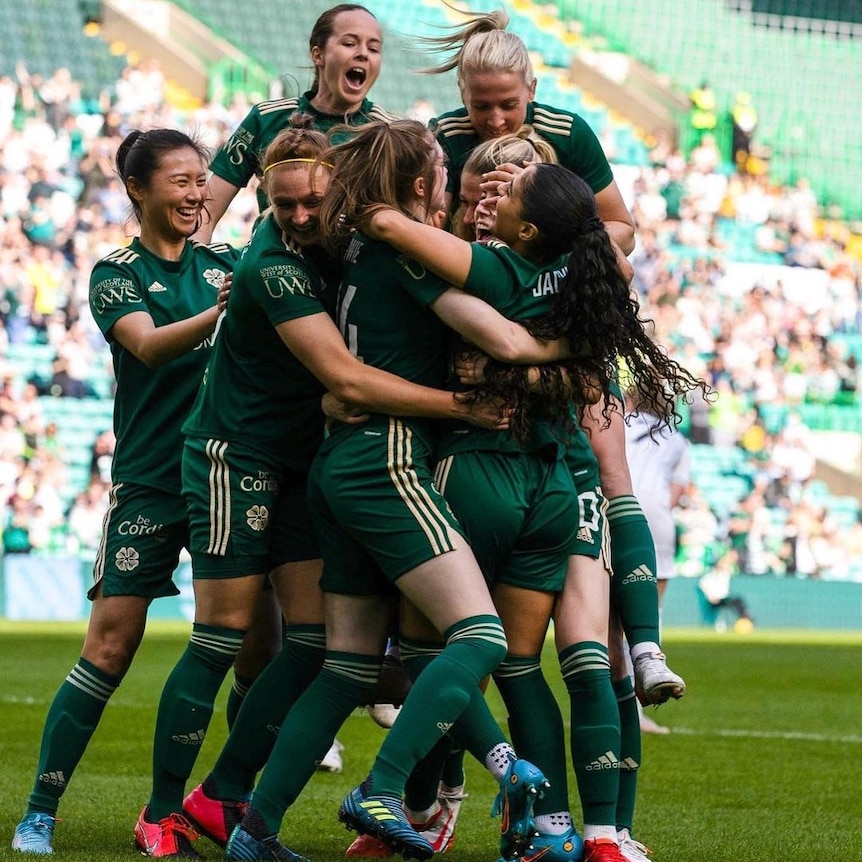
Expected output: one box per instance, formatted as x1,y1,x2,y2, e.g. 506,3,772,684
345,66,368,93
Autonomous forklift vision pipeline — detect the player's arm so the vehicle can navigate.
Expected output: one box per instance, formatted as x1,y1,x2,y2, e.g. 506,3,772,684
195,174,242,244
110,281,229,368
430,289,569,364
595,180,635,257
364,208,473,287
277,312,506,429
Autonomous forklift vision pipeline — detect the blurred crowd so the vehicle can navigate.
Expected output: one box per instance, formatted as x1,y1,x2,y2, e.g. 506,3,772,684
1,60,860,579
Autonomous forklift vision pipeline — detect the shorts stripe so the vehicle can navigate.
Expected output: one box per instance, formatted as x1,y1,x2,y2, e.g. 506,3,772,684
387,419,456,557
205,439,231,555
433,455,454,495
92,483,122,588
598,493,612,576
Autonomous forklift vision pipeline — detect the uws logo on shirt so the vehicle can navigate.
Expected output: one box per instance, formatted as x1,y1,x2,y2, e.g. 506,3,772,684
260,264,313,299
91,277,142,314
224,127,254,167
532,266,568,297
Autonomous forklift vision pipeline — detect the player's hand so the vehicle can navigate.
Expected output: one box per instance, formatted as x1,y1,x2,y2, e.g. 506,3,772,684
217,272,232,312
455,392,511,431
321,392,370,424
454,351,489,386
479,162,526,194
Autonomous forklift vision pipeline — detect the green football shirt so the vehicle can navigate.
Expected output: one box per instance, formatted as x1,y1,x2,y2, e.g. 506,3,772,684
182,214,331,472
210,93,401,211
430,100,614,199
439,239,569,457
89,237,239,493
324,231,452,449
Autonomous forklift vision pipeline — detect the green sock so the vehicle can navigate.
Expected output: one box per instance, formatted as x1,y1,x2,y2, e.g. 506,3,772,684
401,636,449,812
613,676,640,831
251,651,381,835
27,658,120,815
225,673,253,731
494,655,569,816
148,623,244,820
559,641,620,827
607,496,661,647
369,615,507,796
209,624,326,800
440,747,466,789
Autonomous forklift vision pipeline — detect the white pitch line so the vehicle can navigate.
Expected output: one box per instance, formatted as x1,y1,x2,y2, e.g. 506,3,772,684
669,726,862,744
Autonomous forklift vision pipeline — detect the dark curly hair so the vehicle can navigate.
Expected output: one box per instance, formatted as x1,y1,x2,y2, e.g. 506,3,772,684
469,163,708,439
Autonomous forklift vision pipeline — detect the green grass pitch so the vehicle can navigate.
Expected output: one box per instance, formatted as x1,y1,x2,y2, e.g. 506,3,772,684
1,622,860,862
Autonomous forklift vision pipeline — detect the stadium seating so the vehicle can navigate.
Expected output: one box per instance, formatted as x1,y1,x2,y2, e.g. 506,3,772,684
0,0,125,102
551,0,862,219
170,0,649,166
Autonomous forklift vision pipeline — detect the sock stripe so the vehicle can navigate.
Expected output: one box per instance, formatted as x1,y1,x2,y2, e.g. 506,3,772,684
446,620,507,650
559,647,610,679
190,630,245,656
494,657,542,679
399,639,443,663
606,495,646,522
284,629,326,650
323,656,381,685
65,664,117,702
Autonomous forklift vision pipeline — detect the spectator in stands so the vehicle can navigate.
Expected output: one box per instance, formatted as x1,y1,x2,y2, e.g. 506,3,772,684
89,428,114,484
66,481,109,556
730,91,758,172
2,493,32,554
697,549,754,631
687,80,717,150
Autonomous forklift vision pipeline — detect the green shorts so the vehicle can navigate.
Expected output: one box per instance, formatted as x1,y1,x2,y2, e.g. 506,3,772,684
310,419,464,595
88,483,188,600
564,433,610,563
183,437,319,579
435,451,577,591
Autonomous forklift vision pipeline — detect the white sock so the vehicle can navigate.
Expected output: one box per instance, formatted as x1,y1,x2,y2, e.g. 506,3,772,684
485,743,516,781
534,811,572,835
630,641,662,662
584,825,618,842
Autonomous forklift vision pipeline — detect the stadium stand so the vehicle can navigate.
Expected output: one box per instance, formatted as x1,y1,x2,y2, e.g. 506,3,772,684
0,1,860,615
551,0,862,221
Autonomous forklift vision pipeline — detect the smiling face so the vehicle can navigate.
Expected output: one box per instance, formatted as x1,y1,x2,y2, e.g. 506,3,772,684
461,71,535,141
310,8,382,114
129,146,208,243
267,164,330,247
457,170,483,236
490,164,536,247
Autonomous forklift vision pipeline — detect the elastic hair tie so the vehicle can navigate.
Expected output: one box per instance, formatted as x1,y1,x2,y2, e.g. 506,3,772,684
263,157,334,174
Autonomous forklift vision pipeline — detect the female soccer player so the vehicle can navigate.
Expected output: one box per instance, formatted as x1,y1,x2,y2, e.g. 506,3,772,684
197,4,400,745
135,118,529,859
217,120,567,862
196,3,398,243
362,159,702,862
11,128,234,856
425,4,635,256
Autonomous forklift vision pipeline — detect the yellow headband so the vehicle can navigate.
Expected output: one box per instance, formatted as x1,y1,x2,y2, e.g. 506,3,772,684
263,157,334,175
